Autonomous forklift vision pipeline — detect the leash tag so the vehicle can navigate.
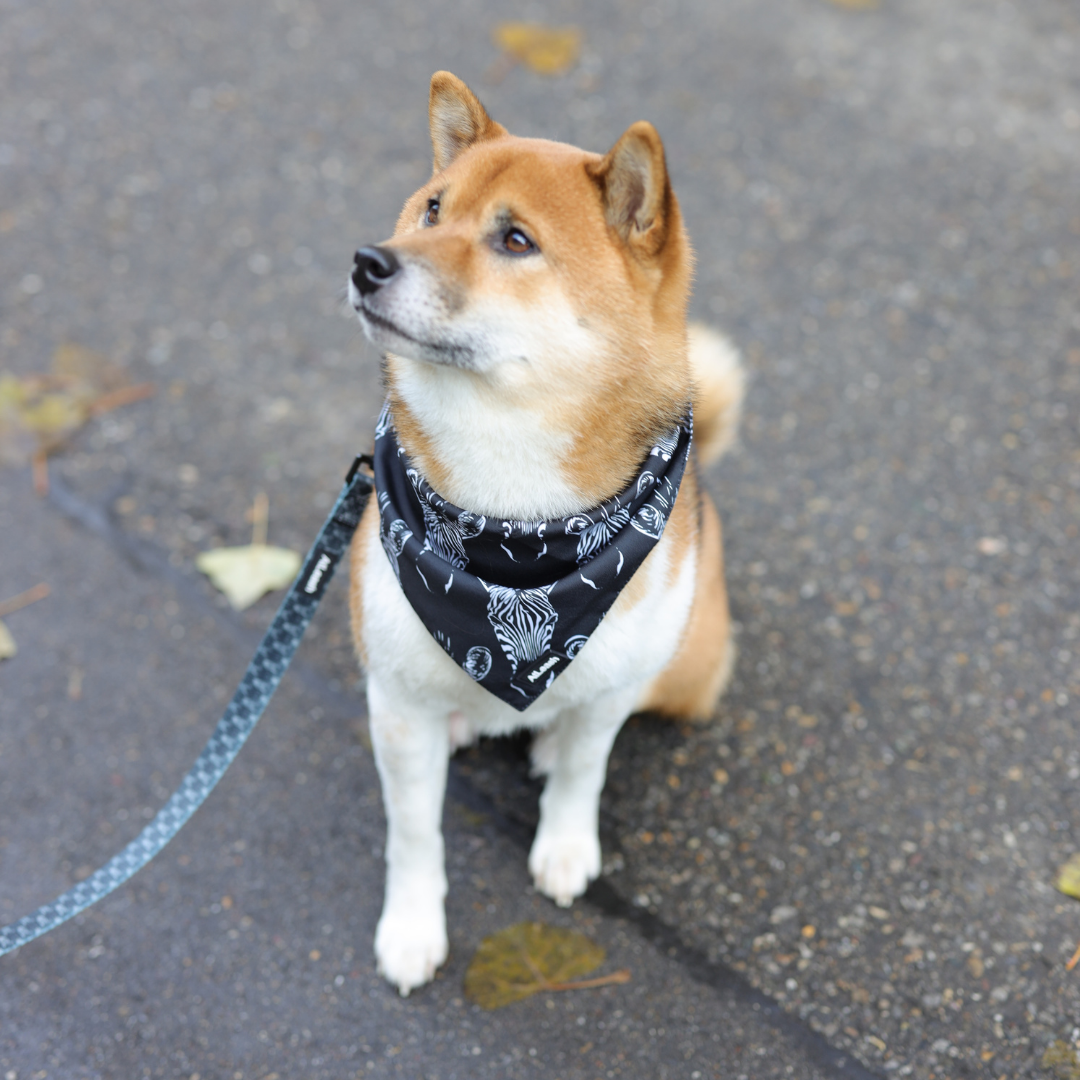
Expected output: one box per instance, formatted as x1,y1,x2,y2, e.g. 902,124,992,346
300,546,338,599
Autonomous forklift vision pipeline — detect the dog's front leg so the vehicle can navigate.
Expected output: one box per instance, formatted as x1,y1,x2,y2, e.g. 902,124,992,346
529,689,638,907
367,676,450,995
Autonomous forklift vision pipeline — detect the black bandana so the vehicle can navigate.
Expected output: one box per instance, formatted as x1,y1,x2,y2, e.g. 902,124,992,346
373,402,693,711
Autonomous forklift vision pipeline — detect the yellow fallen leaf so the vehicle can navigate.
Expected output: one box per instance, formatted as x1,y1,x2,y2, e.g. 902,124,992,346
464,921,629,1010
196,544,301,610
1043,1041,1080,1080
492,23,582,76
0,344,152,469
0,619,15,659
1055,854,1080,900
0,372,26,408
0,374,42,464
20,391,88,441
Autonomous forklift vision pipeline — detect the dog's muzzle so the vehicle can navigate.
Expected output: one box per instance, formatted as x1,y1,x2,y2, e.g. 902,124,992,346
352,246,401,296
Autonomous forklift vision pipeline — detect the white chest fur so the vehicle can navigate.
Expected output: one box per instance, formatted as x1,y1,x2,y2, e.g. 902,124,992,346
388,348,597,522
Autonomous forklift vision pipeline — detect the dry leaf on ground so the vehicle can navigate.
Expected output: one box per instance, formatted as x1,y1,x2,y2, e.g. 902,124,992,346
196,545,301,611
0,583,51,662
464,921,629,1010
0,620,16,660
196,493,301,610
1055,854,1080,900
1043,1041,1080,1080
491,23,582,76
0,371,80,466
0,343,154,483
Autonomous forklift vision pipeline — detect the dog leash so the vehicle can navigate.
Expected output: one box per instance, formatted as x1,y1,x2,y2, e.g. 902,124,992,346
0,455,375,958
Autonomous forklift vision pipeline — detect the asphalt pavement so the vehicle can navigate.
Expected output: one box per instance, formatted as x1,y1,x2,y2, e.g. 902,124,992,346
1,0,1079,1077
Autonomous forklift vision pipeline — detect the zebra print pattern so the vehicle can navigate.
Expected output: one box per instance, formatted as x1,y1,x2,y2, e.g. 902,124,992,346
406,466,486,570
481,582,558,673
373,402,693,711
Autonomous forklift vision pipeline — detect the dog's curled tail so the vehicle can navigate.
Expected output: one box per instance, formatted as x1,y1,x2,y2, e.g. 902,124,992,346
688,322,746,466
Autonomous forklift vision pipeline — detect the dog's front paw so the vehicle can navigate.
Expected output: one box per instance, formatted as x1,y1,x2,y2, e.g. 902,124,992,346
375,901,448,996
528,829,600,908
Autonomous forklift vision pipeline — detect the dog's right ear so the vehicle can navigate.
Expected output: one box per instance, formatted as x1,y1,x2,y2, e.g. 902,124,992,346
429,72,506,173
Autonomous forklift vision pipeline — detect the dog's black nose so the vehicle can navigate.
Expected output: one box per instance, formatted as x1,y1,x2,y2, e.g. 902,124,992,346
352,246,401,295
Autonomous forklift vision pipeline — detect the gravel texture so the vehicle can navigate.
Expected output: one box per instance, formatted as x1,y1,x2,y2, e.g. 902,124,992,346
1,0,1079,1077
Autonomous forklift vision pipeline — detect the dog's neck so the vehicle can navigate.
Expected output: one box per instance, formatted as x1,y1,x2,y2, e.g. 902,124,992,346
385,356,671,521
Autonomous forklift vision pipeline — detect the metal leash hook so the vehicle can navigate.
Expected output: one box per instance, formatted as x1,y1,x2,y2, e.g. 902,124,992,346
0,455,375,957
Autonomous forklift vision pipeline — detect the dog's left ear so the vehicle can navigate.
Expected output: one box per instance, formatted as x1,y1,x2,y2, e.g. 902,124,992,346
587,121,672,259
429,71,506,173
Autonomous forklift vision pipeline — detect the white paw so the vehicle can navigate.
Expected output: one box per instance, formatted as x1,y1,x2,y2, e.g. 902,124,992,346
375,901,448,996
528,829,600,907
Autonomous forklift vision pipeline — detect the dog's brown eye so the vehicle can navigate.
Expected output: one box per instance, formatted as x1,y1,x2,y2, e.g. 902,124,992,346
504,229,533,254
424,199,440,226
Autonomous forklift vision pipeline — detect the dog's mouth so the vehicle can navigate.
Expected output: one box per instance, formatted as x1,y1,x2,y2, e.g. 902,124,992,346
353,292,477,370
356,302,424,349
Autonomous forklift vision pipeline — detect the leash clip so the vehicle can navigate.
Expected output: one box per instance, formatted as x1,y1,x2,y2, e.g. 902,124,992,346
345,452,375,486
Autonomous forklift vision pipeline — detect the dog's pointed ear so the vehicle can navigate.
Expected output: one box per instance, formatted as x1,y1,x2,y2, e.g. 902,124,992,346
587,121,672,258
429,71,506,173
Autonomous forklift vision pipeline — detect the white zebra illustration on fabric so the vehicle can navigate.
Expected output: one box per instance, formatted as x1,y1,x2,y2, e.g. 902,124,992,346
480,581,558,674
374,399,394,440
632,473,679,540
406,467,486,569
650,425,681,461
655,474,678,512
630,504,666,540
501,519,544,539
378,491,413,580
564,504,631,565
380,518,413,580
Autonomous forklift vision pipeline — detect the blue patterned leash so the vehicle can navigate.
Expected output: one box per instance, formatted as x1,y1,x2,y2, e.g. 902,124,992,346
0,455,374,957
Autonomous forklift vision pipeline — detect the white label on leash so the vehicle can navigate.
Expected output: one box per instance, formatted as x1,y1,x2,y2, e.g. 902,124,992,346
303,552,334,595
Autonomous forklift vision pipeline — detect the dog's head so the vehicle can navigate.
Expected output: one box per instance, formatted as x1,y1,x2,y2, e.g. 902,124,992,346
351,72,690,378
349,72,694,510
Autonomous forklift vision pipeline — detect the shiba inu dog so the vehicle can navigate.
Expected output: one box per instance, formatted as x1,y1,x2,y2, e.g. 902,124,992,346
347,71,744,995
